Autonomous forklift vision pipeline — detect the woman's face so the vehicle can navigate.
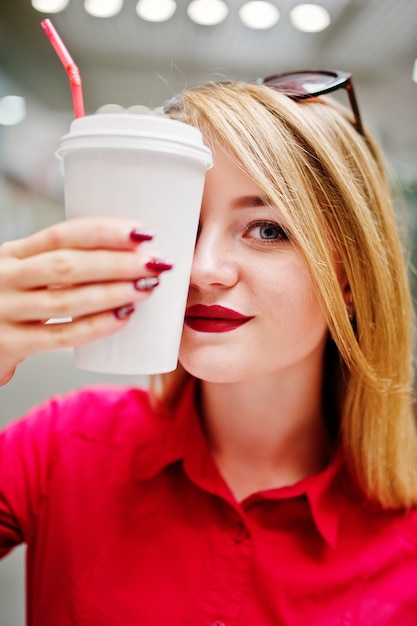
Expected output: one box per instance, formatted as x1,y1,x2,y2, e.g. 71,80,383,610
179,144,330,384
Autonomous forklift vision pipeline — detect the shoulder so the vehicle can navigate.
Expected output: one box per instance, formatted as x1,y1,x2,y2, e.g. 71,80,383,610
1,385,160,451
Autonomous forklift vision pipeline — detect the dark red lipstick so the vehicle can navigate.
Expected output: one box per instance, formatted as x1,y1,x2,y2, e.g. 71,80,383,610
185,304,253,333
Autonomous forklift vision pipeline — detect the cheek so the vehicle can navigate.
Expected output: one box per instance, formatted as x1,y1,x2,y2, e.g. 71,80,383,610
259,262,327,333
258,260,316,309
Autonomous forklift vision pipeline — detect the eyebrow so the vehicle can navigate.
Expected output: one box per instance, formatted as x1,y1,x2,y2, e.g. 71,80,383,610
230,195,268,209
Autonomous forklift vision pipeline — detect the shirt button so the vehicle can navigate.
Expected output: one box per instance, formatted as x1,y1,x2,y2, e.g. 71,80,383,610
233,522,248,543
212,622,226,626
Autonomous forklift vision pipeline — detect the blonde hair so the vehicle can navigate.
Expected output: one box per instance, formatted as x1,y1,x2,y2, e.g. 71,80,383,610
152,81,417,509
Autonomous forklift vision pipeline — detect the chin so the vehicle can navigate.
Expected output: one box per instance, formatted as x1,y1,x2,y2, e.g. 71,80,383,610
179,354,253,384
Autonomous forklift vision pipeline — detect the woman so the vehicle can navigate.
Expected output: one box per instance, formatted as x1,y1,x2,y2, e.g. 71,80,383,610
1,71,417,625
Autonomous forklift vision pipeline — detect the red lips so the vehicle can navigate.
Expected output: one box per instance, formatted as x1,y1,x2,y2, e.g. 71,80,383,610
184,304,253,333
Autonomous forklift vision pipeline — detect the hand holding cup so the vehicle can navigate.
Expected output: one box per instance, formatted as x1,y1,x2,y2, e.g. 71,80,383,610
0,217,169,385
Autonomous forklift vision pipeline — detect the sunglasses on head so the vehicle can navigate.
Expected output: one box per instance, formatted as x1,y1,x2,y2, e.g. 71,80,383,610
257,69,363,136
165,69,364,137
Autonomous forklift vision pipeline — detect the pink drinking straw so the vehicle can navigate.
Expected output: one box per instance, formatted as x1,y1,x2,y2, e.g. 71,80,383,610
41,18,85,118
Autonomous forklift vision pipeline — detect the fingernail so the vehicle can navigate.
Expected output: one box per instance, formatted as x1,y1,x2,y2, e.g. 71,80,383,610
134,276,160,291
145,258,174,273
129,229,154,243
114,304,135,319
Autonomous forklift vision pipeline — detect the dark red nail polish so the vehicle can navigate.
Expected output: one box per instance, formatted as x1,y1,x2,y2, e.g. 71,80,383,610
114,304,135,319
129,229,154,242
134,276,160,291
145,258,174,272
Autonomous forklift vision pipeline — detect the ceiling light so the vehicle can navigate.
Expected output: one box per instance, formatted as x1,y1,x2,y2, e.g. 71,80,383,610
413,60,417,84
187,0,229,26
0,96,27,126
136,0,176,22
290,4,330,33
239,1,279,30
31,0,69,12
84,0,123,18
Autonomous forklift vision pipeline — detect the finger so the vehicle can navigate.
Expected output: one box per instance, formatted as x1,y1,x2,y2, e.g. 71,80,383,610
45,310,136,351
2,310,135,361
0,217,151,261
3,247,164,290
3,279,159,322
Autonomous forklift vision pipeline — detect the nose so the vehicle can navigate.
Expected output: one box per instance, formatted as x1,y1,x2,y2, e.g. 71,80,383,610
190,223,239,290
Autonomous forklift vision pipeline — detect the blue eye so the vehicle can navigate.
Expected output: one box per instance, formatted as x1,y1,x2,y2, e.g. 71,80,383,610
259,224,282,239
246,221,289,243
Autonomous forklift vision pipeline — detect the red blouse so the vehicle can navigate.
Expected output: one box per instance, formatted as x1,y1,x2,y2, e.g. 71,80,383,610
1,381,417,625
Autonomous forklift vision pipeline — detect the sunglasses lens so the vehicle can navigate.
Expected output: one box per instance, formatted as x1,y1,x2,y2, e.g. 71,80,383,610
262,71,339,97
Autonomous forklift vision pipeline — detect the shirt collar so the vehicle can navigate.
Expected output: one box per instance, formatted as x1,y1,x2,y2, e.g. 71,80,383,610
132,378,200,480
304,451,346,549
132,379,351,549
240,449,346,548
132,379,242,504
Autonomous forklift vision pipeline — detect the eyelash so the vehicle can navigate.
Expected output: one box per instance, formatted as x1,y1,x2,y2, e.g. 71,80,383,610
244,221,289,244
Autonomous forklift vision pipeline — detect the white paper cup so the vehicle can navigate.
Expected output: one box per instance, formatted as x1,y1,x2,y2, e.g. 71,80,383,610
56,113,212,375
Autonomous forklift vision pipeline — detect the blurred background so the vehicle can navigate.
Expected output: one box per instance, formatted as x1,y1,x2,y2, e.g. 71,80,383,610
0,0,416,623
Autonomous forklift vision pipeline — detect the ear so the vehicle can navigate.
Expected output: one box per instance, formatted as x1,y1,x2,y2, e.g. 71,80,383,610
336,264,354,319
342,280,352,307
336,263,351,305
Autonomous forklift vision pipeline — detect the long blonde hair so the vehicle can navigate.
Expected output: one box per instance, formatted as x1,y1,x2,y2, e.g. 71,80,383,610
152,81,417,509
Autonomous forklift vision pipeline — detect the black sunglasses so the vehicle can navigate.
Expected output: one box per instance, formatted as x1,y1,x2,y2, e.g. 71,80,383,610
256,69,363,136
164,69,364,137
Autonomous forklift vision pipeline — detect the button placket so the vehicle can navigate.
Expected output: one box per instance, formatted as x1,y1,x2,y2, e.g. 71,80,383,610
233,522,248,544
197,506,252,626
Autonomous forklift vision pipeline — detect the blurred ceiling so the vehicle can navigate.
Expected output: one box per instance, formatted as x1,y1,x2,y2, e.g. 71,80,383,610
0,0,416,111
